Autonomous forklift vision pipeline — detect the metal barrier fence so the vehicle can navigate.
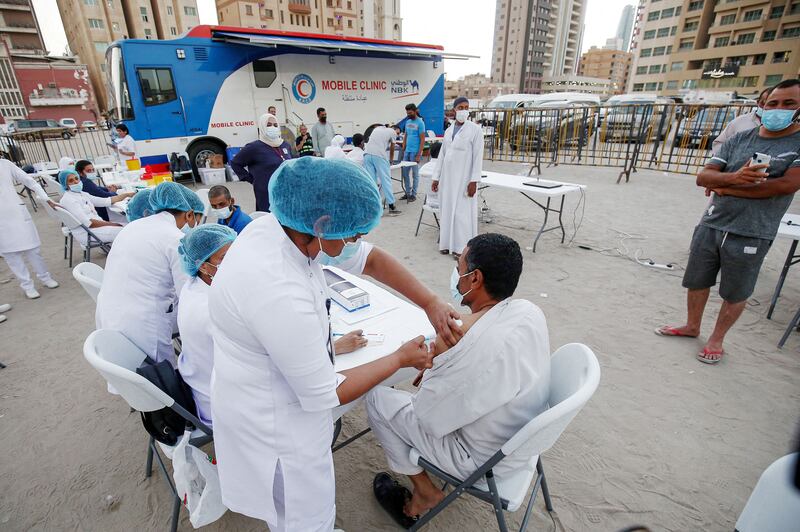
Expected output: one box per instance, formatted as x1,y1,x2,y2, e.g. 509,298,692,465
0,129,116,168
477,103,756,182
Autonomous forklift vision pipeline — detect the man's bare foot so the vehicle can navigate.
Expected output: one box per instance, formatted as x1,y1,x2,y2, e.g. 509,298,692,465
654,324,699,338
404,486,445,517
697,341,725,364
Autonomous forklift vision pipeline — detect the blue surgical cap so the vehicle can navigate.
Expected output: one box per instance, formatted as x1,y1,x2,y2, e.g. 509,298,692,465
58,169,79,192
148,182,202,214
126,188,152,222
268,157,382,239
177,224,237,276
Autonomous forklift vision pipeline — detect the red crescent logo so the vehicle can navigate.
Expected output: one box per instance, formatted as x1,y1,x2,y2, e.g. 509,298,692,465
297,80,310,98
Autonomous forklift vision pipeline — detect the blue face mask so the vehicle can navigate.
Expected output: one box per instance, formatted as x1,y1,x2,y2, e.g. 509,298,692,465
85,172,99,181
761,109,797,132
450,267,474,306
755,107,764,118
69,182,83,193
316,238,361,267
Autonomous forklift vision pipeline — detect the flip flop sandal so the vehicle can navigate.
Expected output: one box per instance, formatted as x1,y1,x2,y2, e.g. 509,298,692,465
373,472,419,529
654,326,698,338
696,347,724,364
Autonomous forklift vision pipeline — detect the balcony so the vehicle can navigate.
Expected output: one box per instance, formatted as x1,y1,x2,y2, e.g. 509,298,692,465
0,1,32,12
0,22,37,33
29,94,87,107
288,2,311,15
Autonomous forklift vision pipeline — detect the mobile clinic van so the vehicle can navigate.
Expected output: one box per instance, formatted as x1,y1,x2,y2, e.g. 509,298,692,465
106,26,466,169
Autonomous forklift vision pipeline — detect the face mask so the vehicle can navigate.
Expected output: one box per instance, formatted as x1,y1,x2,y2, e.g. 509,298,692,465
265,126,281,139
69,182,83,193
200,262,219,283
213,206,231,219
450,267,474,306
180,216,197,234
85,172,99,181
761,109,797,132
755,107,764,118
315,238,361,266
455,110,470,123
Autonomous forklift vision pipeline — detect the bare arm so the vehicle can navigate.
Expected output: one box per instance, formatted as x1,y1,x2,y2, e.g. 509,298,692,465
362,247,463,346
416,129,426,161
697,161,768,188
713,168,800,198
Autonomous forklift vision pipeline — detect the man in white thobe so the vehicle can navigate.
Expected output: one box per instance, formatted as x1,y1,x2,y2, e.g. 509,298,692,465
432,96,483,257
367,233,551,524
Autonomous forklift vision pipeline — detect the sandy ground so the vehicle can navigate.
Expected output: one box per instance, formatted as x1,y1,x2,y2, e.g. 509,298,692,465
1,162,798,532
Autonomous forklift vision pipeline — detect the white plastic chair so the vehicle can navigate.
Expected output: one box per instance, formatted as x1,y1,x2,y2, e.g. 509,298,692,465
83,329,213,532
72,262,104,302
408,343,601,531
415,171,440,237
195,188,211,224
736,453,800,531
41,200,73,262
249,211,269,219
52,204,111,266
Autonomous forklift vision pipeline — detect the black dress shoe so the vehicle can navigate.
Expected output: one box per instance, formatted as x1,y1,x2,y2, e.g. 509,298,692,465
373,472,418,529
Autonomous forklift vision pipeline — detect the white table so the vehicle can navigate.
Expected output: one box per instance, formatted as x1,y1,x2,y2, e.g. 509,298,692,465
767,213,800,347
480,171,586,252
327,267,434,447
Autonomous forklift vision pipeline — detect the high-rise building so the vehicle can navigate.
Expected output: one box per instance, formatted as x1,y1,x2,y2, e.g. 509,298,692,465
615,4,635,52
490,0,587,93
0,0,45,58
216,0,401,40
56,0,202,110
628,0,800,99
579,46,633,95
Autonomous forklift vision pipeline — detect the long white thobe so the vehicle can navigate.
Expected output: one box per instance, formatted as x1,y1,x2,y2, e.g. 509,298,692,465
95,211,187,365
432,120,483,254
366,299,551,479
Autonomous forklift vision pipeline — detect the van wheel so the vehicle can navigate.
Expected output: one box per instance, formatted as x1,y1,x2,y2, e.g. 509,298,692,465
188,140,225,175
61,132,72,139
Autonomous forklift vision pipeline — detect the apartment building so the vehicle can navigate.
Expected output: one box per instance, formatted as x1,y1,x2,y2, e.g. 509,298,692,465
490,0,587,93
629,0,800,98
56,0,201,110
616,4,635,52
444,73,515,104
579,46,633,95
216,0,402,40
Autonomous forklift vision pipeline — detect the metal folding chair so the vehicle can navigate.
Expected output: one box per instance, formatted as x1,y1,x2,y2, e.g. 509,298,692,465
408,343,601,532
778,305,800,348
51,204,112,266
83,329,213,532
415,172,440,237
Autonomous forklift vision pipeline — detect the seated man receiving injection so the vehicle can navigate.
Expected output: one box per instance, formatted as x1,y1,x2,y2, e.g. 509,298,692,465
366,233,552,527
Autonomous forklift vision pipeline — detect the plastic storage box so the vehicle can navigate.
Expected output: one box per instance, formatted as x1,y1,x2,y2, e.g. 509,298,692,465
198,168,225,186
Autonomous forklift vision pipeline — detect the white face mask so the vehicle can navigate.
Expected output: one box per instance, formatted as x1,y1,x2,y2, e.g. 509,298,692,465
455,109,470,123
212,206,232,219
265,126,281,139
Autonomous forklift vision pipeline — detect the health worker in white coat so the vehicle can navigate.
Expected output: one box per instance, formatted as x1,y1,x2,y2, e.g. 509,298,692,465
96,182,204,365
209,157,463,531
432,96,483,258
0,159,59,299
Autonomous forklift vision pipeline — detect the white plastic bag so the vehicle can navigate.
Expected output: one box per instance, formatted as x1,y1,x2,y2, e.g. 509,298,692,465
172,429,227,528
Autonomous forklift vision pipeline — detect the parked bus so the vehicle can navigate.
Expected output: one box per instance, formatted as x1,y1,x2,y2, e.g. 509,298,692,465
105,26,461,170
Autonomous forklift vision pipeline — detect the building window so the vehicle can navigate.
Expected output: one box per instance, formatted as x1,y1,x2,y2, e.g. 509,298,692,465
682,79,697,89
640,48,652,57
636,66,648,74
765,74,783,86
736,33,755,45
666,45,673,54
632,83,644,92
184,6,197,16
675,6,681,15
772,50,791,63
144,28,152,39
714,36,730,47
742,9,762,21
769,6,784,18
167,6,172,15
93,41,108,53
652,46,666,56
88,18,104,29
645,82,658,91
670,61,683,71
792,3,800,15
657,27,670,37
720,14,736,25
762,30,776,41
660,7,674,18
347,19,353,28
666,80,678,89
253,59,277,88
648,64,661,74
265,8,273,18
290,13,294,23
644,30,656,39
780,26,800,38
698,78,716,89
140,7,148,22
327,17,334,26
688,1,703,12
137,68,177,106
83,0,98,5
683,20,698,32
170,27,177,36
647,11,660,21
219,11,224,21
719,76,758,88
752,53,766,64
246,5,253,15
112,22,120,31
679,39,693,49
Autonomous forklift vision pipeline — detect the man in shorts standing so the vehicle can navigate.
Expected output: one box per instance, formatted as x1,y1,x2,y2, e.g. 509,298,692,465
657,79,800,363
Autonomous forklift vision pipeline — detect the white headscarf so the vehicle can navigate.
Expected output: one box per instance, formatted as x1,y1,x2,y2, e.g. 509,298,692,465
59,156,75,170
258,113,283,148
330,135,345,148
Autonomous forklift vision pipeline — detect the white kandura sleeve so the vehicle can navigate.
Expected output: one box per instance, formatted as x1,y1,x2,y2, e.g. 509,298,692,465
60,194,93,227
84,193,112,208
469,125,484,183
10,163,48,201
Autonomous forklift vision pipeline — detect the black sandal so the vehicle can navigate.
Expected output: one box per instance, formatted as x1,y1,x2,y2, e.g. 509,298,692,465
373,472,419,529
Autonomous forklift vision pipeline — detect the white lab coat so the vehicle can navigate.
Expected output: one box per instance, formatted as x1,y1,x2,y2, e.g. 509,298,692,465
345,146,365,167
367,299,551,479
432,120,483,254
0,159,48,254
59,190,122,246
116,134,137,159
209,213,371,530
95,211,188,364
177,277,214,426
